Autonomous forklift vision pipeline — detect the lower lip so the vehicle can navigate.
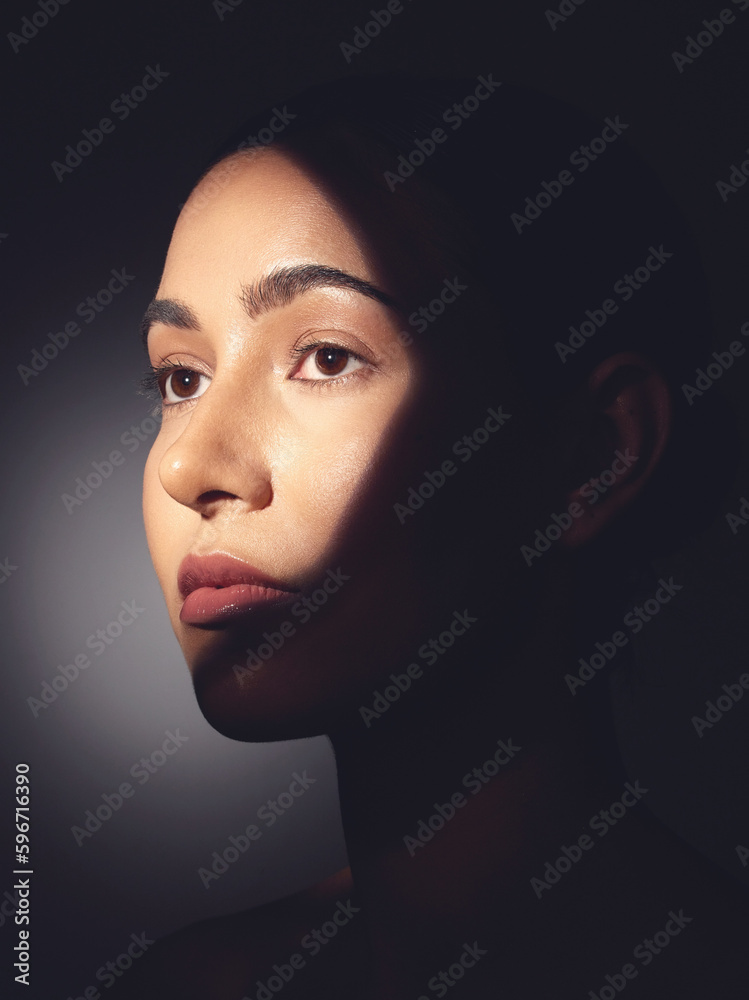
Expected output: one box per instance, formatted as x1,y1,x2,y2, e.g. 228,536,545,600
179,584,299,626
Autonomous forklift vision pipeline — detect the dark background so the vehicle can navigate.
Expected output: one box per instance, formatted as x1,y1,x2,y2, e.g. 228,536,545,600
1,0,748,996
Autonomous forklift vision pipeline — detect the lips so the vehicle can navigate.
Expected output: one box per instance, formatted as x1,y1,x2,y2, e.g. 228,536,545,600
178,553,300,627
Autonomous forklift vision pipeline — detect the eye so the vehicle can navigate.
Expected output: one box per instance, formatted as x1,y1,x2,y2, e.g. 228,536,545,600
162,367,211,404
291,345,366,381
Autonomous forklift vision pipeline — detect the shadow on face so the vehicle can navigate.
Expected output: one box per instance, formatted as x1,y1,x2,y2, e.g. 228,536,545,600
142,77,738,743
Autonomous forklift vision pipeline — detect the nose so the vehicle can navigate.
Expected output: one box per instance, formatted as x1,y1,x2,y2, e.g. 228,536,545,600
157,380,273,516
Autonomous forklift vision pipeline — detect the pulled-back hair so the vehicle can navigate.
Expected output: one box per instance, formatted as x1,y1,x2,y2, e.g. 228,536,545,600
194,74,738,569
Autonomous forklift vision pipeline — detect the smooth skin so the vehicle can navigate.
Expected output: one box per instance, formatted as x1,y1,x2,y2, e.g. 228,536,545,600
143,149,422,737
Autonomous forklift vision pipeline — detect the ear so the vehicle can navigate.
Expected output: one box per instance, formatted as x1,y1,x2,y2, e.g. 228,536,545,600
559,352,672,548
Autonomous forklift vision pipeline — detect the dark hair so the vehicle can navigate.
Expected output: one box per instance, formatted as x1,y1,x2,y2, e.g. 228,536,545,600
199,74,738,572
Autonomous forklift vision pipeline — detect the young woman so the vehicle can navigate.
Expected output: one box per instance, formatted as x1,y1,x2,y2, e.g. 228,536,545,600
121,77,747,998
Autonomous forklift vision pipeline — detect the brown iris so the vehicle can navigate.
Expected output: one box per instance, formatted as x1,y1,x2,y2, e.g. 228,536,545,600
314,347,349,376
169,369,202,398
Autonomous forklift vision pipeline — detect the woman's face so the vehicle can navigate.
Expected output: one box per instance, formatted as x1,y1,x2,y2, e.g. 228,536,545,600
142,150,422,738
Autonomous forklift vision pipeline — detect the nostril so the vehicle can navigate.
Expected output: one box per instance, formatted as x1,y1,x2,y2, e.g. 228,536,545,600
158,429,273,514
198,490,240,504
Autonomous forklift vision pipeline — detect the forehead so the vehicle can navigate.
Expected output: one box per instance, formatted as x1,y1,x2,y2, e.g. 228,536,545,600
162,150,374,286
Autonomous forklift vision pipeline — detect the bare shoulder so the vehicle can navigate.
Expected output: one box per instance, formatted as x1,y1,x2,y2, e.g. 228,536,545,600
106,868,369,1000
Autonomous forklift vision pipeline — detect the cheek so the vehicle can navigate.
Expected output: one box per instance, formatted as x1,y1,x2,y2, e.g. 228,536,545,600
276,433,376,560
278,398,399,535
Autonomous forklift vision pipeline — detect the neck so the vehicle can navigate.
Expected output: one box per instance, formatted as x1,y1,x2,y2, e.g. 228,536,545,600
326,564,739,997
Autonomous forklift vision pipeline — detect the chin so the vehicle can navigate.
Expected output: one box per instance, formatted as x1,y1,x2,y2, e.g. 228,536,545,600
175,552,426,741
193,675,329,743
187,627,355,742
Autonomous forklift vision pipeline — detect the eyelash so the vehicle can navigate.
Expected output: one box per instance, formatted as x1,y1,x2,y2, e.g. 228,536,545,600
289,341,373,389
139,361,195,410
138,342,373,408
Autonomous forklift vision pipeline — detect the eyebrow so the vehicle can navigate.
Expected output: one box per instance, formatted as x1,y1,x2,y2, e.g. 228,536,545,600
140,298,200,347
140,263,402,347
